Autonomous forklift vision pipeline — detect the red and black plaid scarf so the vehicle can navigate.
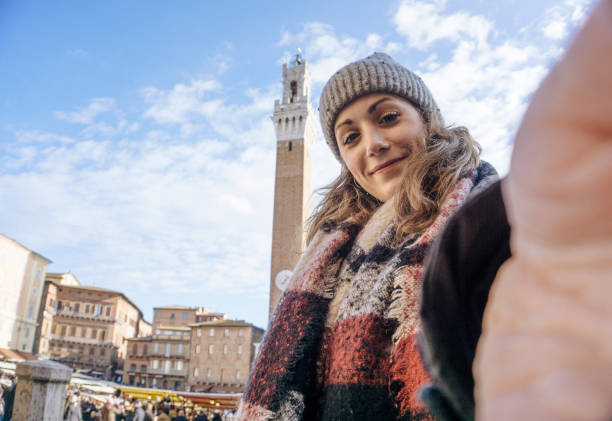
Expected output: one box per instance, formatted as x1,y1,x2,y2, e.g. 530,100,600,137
237,163,497,421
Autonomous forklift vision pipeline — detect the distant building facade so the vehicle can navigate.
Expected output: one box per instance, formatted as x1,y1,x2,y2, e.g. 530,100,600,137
34,273,149,381
124,305,264,393
124,305,196,391
0,234,52,353
188,319,264,393
124,325,191,390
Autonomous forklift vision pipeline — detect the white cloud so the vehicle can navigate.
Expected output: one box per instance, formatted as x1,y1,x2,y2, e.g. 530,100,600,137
541,0,594,40
15,130,74,144
141,79,221,128
394,0,492,49
55,98,116,124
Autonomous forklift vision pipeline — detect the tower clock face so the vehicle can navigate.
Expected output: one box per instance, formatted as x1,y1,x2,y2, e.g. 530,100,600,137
274,269,293,291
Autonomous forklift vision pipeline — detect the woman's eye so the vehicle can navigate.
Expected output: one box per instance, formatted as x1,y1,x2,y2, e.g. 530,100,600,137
343,133,359,145
380,112,399,124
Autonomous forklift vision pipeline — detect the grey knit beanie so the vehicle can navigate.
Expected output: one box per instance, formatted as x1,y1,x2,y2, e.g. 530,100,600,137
319,52,442,162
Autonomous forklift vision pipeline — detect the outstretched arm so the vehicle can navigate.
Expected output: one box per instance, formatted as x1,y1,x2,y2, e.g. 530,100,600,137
474,1,612,420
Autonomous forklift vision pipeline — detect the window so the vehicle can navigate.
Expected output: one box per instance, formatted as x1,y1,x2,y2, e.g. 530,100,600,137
85,304,90,313
237,345,243,355
197,329,202,337
105,306,111,316
193,368,199,377
209,328,214,336
165,343,171,356
143,344,148,354
70,326,76,336
208,344,214,354
32,286,37,295
60,325,67,336
100,348,105,356
164,360,170,373
236,369,241,380
207,368,211,378
195,345,200,354
79,347,84,354
153,343,159,353
224,328,229,337
89,348,95,355
170,313,175,320
95,304,102,315
183,312,187,320
178,344,184,354
156,311,161,319
100,330,105,341
151,360,159,369
177,361,184,370
133,344,138,355
27,305,34,318
238,329,243,337
223,344,228,355
91,329,97,339
24,327,30,338
74,303,80,313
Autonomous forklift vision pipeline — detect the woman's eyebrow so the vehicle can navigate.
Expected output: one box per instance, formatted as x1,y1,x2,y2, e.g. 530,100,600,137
335,119,353,132
368,97,392,114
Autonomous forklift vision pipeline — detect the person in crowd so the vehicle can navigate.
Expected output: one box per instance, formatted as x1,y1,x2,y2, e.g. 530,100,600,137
236,46,500,420
143,402,154,421
81,396,95,421
1,377,15,421
132,401,145,421
65,395,83,421
193,409,208,421
210,412,221,421
157,406,171,421
174,409,188,421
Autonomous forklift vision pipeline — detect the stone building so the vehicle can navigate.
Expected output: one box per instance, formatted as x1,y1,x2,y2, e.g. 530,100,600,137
188,319,264,393
34,273,150,381
0,234,52,353
123,305,199,390
124,325,191,390
269,54,315,315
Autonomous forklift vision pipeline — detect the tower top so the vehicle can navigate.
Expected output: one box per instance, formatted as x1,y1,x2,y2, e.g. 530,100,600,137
277,55,311,107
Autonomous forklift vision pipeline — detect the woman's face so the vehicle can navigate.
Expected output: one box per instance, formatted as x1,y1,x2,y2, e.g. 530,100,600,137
334,93,427,202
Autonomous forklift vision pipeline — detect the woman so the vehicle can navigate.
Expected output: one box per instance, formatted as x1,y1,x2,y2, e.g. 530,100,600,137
236,53,501,421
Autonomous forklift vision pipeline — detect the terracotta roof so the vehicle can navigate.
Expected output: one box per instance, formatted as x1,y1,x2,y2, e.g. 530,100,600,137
153,305,194,310
0,347,38,361
189,320,262,329
46,279,149,323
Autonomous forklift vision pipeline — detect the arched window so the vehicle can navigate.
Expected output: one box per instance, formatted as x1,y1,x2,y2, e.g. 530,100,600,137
290,81,297,103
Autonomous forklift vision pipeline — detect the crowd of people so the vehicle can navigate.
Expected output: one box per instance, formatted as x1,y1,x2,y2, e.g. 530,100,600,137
63,389,233,421
0,375,232,421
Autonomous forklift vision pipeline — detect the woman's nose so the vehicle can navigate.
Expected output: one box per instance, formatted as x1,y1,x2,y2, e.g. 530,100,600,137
364,128,390,156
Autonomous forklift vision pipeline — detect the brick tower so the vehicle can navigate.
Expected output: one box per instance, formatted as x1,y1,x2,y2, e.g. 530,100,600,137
269,54,315,316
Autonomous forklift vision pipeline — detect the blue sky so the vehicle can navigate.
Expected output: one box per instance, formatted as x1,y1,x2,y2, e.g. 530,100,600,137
0,0,594,329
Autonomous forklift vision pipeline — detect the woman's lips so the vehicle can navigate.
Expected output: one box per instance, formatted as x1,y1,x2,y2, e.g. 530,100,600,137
370,156,407,175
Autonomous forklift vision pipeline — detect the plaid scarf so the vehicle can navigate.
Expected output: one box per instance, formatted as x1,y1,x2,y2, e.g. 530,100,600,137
237,163,497,421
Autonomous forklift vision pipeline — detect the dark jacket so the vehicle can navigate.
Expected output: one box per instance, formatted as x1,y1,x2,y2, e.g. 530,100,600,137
419,180,511,421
